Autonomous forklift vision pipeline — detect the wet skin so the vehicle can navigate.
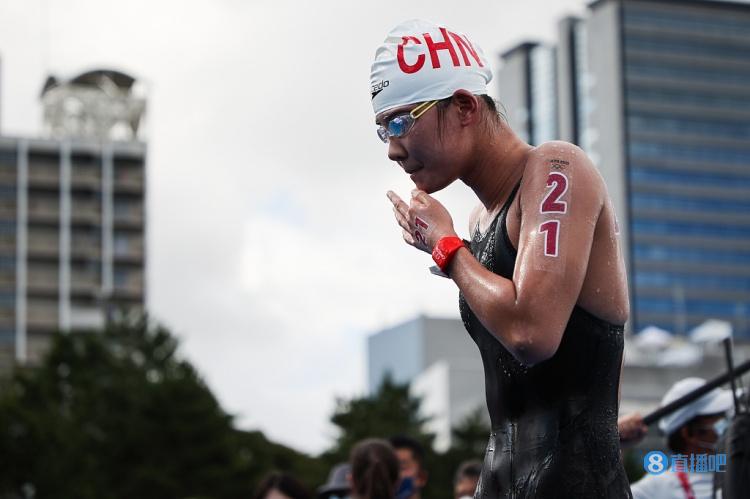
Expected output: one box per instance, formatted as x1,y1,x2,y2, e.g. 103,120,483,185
382,90,629,366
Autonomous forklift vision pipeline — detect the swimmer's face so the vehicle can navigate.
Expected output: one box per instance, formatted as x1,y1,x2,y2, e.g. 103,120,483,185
375,96,468,194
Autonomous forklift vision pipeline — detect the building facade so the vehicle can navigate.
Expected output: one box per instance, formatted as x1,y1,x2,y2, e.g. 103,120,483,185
367,316,485,451
0,69,146,371
497,42,559,146
368,316,748,452
497,0,750,338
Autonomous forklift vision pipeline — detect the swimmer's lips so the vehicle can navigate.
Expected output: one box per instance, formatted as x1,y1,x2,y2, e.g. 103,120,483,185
405,166,423,179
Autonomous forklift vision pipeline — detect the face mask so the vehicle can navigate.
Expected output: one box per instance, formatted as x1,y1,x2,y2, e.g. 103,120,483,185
713,417,729,437
692,417,729,451
395,477,415,499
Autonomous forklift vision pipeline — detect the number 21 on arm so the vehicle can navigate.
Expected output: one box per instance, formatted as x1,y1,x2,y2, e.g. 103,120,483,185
539,172,568,257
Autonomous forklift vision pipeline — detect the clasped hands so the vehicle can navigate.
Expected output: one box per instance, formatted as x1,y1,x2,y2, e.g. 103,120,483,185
386,189,457,254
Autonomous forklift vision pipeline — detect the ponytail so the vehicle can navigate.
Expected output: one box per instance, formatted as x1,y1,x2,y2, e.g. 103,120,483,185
350,438,399,499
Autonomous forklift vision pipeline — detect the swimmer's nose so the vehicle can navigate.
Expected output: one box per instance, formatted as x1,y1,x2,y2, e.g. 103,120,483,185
387,137,407,163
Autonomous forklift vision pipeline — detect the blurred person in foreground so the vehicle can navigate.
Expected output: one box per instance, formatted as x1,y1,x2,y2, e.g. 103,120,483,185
349,438,399,499
317,463,351,499
623,377,733,499
253,471,313,499
389,435,428,499
374,18,631,498
454,460,482,499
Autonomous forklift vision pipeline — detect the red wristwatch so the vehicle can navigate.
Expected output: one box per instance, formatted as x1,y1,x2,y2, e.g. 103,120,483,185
432,236,466,273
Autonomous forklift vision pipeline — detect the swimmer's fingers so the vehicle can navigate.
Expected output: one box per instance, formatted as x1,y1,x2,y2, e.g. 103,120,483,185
402,229,417,247
387,190,409,214
393,206,411,233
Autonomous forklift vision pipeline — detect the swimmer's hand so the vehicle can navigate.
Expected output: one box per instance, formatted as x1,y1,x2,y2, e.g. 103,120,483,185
618,412,648,448
387,189,457,254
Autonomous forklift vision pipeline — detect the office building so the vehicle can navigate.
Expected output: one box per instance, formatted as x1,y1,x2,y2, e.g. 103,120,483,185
368,316,748,451
367,315,485,451
496,42,559,145
0,69,146,371
497,0,750,337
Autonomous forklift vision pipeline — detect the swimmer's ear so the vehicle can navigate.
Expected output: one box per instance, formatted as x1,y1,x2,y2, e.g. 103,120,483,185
450,89,480,126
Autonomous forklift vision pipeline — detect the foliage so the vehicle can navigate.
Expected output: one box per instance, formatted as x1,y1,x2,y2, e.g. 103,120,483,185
0,316,320,499
323,373,434,465
322,375,491,499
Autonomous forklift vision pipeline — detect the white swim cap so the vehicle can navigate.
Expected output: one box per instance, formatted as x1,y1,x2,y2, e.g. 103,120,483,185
370,19,492,115
658,377,734,436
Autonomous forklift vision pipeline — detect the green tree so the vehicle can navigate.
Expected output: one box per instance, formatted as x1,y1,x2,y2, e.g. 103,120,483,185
323,373,434,465
450,406,490,461
0,316,321,498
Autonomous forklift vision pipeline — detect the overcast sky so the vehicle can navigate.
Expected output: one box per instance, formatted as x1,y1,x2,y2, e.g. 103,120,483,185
0,0,597,454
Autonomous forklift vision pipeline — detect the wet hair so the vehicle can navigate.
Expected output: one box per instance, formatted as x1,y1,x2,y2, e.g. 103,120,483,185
454,460,482,486
435,94,507,141
350,438,399,499
253,471,312,499
388,434,426,470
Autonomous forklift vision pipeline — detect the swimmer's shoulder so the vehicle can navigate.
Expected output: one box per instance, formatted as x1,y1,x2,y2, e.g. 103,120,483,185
522,141,605,202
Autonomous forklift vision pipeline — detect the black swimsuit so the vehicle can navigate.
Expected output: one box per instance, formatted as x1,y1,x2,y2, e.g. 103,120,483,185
458,184,632,499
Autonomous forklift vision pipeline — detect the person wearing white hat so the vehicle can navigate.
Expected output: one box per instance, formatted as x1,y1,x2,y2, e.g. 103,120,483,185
629,377,733,499
375,19,631,498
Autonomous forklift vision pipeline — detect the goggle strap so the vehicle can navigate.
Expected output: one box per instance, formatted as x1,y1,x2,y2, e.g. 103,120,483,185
410,100,438,119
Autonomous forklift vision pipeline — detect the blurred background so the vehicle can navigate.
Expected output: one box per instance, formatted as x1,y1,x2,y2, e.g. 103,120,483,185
0,0,748,497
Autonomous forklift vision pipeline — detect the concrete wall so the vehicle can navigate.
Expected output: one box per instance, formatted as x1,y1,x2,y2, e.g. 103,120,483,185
586,1,632,334
368,317,424,394
497,45,533,143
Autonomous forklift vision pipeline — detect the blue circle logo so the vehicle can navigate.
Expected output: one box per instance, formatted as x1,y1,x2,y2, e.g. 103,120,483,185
644,451,668,475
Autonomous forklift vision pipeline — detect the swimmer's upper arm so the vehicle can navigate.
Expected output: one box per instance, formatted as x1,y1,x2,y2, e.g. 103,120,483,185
508,141,604,362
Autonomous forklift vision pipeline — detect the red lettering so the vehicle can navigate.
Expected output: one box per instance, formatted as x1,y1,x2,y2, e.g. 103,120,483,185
540,220,560,257
415,217,429,229
448,31,484,67
397,36,425,74
541,172,568,214
424,27,459,69
414,230,427,246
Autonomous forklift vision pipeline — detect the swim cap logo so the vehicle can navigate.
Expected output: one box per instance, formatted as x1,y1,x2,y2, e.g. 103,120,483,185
371,80,390,99
397,27,484,75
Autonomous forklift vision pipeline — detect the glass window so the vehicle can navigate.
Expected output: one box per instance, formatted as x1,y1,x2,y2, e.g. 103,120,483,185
635,297,747,317
628,115,750,140
0,221,16,235
629,141,750,165
530,45,558,145
0,329,14,344
634,271,750,291
0,149,16,168
627,87,750,112
629,168,750,189
633,220,750,239
0,292,15,307
634,244,750,265
624,9,750,37
114,269,129,287
625,35,750,60
632,193,750,213
626,62,750,85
